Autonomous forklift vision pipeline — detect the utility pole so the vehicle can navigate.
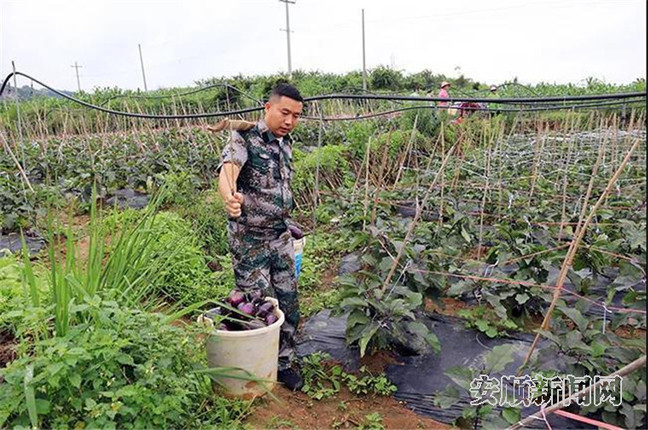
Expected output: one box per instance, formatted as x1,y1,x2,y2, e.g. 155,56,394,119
138,44,148,91
70,61,82,92
279,0,295,79
362,9,367,92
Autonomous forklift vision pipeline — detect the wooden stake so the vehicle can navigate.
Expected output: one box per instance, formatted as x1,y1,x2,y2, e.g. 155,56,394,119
381,141,459,292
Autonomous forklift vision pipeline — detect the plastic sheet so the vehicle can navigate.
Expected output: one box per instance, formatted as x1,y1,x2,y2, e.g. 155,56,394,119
296,310,589,428
0,232,46,256
105,189,149,209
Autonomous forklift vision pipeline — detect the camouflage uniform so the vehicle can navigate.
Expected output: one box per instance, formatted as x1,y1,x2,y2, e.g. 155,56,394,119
219,119,299,368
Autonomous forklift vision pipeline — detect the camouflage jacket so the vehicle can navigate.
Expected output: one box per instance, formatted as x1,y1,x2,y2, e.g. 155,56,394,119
220,119,294,233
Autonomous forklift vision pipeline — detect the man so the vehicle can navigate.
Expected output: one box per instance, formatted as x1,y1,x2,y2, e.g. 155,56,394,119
218,83,304,390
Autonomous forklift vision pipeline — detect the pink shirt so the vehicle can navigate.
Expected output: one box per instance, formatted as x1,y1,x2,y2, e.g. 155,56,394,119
437,88,449,106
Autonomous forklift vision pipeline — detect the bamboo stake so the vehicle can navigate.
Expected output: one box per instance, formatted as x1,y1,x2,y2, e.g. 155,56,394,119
0,131,34,192
381,140,459,293
312,103,324,240
557,123,577,241
476,143,492,261
529,122,544,198
370,132,390,225
392,114,418,189
517,136,642,375
361,136,372,232
494,121,504,218
439,127,445,229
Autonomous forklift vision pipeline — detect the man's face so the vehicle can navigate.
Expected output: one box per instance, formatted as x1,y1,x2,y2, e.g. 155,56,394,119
264,96,303,137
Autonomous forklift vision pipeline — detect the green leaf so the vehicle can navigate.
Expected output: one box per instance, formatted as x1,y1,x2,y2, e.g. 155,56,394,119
460,226,471,243
621,403,637,429
358,322,380,357
340,297,370,309
46,362,65,376
434,385,461,409
24,364,38,429
475,319,491,333
35,398,51,414
536,329,562,345
591,342,607,357
347,310,370,328
69,373,82,389
407,321,429,338
482,414,511,430
565,331,591,352
559,306,589,332
484,345,515,374
424,332,441,354
515,293,529,304
85,398,97,409
502,407,521,424
117,353,135,365
447,280,474,297
444,366,474,391
484,292,507,319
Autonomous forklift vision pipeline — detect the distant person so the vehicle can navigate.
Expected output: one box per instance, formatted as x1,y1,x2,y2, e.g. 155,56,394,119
487,85,501,115
437,81,451,107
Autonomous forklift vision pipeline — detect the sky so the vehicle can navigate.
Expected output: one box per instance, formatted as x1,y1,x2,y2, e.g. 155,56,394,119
1,0,646,92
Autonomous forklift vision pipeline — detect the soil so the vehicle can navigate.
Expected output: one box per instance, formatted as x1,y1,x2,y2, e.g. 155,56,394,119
425,296,468,316
245,385,451,430
244,350,451,430
0,330,17,380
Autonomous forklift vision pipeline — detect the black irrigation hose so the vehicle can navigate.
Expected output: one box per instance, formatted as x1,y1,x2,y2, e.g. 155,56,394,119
304,91,647,104
302,98,646,122
1,71,646,121
98,83,263,106
0,72,265,119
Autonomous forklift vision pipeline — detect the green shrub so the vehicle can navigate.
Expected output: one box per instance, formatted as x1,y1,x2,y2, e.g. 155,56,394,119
0,300,251,429
399,106,440,139
103,209,228,304
293,145,353,211
177,190,229,258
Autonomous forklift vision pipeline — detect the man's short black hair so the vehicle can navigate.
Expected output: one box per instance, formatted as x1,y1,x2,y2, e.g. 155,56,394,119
270,83,303,103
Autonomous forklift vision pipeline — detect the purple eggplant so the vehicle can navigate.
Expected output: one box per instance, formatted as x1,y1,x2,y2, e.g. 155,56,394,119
237,301,255,316
265,313,278,326
223,320,241,331
288,224,304,239
256,301,275,318
227,290,245,307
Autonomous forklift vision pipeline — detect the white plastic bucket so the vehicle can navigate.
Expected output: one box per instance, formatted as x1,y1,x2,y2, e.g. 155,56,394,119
204,297,285,398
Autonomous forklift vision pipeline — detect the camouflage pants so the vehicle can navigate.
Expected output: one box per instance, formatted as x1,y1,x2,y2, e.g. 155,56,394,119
227,222,299,369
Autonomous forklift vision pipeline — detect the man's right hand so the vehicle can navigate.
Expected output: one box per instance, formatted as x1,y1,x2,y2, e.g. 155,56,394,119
226,192,244,218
